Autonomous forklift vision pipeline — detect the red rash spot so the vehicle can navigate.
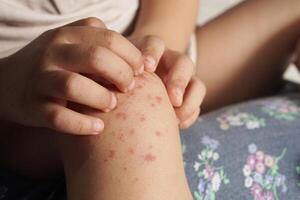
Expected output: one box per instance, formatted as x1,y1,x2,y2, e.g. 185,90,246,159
116,112,127,120
108,150,115,159
117,133,125,142
155,96,163,104
136,84,143,89
128,147,135,155
140,115,146,122
155,131,162,137
144,153,156,162
128,91,134,96
129,129,135,135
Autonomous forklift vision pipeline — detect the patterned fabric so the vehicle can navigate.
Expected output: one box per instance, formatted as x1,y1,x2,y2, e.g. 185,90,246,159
1,94,300,200
182,94,300,200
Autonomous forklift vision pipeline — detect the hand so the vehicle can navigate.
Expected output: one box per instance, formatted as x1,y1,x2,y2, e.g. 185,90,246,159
0,17,144,135
129,35,206,129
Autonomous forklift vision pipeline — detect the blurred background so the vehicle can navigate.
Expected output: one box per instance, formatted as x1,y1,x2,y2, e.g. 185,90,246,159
197,0,300,84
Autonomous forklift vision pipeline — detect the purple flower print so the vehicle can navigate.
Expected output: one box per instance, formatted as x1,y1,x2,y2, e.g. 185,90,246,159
243,144,287,200
261,98,300,121
194,136,229,200
217,110,265,130
201,136,219,150
198,179,205,193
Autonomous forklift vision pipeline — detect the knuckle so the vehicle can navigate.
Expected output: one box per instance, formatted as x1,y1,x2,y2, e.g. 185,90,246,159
87,46,104,70
145,35,165,47
50,27,69,43
175,54,193,67
143,35,165,54
103,29,119,48
62,74,79,97
119,70,134,87
82,17,104,27
46,109,63,130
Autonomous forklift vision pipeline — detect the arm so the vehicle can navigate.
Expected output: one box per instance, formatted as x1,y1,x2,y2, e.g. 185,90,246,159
132,0,199,52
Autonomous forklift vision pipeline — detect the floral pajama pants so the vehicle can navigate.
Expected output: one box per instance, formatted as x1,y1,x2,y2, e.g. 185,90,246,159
1,93,300,200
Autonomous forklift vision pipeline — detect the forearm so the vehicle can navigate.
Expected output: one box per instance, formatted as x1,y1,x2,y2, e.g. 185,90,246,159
132,0,199,52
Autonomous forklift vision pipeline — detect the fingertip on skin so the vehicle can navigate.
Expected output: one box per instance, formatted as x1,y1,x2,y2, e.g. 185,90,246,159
103,92,117,112
172,87,183,107
144,55,156,72
109,92,117,109
134,63,144,76
91,119,104,134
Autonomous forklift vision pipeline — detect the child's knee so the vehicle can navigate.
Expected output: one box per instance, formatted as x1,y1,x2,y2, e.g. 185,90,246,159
58,72,179,164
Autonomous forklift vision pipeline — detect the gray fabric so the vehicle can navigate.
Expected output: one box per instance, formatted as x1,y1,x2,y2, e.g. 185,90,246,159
181,94,300,200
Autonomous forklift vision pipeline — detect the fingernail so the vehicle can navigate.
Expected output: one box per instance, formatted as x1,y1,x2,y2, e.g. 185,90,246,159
103,92,117,112
145,55,156,72
173,88,183,106
128,79,135,91
93,120,104,133
109,93,117,109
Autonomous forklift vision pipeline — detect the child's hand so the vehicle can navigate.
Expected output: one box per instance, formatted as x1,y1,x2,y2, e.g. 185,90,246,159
129,35,206,128
0,18,144,135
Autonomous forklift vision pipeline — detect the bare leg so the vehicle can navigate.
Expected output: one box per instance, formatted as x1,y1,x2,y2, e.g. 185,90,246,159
0,72,191,200
196,0,300,111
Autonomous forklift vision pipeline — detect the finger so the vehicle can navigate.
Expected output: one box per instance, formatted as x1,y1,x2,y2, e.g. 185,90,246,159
47,43,135,92
179,108,200,129
137,36,165,72
37,70,117,112
175,77,206,121
66,17,106,28
51,27,144,75
164,52,195,107
40,102,105,135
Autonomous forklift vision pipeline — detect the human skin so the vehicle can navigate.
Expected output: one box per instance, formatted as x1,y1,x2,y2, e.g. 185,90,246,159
128,0,203,128
132,0,300,113
0,72,192,200
133,0,199,52
196,0,300,111
0,18,144,135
